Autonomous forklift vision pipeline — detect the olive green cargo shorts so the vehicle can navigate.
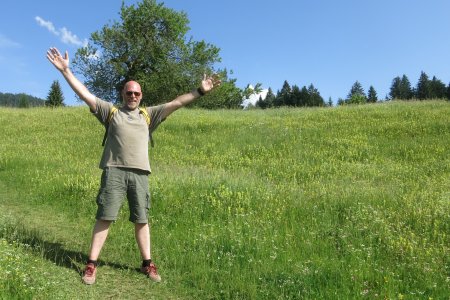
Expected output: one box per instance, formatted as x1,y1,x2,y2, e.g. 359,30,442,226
96,167,150,223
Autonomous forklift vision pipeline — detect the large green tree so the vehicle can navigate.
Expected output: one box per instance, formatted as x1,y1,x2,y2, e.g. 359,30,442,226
72,0,226,106
193,70,244,109
46,80,65,107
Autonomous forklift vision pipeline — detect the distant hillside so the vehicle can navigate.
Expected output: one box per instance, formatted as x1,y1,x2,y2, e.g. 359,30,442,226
0,92,46,107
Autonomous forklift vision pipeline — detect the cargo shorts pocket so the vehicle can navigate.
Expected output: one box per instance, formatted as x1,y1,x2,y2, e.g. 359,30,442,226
95,168,126,220
96,168,111,205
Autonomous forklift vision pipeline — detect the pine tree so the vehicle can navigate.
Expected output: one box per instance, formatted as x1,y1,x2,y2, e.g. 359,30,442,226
415,71,430,100
399,75,413,99
367,86,378,103
291,85,302,106
307,84,324,107
428,76,447,99
347,81,366,104
255,95,264,109
46,80,65,107
347,81,365,98
447,83,450,100
389,76,401,99
264,88,275,108
299,86,309,107
275,80,291,107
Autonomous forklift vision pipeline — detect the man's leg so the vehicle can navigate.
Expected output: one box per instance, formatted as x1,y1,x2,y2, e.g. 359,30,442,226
128,170,160,282
136,222,161,282
82,219,112,284
135,222,151,259
88,219,113,260
83,167,125,284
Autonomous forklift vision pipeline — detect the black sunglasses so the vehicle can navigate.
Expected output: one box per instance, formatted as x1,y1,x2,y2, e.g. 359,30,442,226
125,91,141,97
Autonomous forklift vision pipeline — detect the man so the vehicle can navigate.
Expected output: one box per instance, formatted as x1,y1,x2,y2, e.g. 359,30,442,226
46,47,220,284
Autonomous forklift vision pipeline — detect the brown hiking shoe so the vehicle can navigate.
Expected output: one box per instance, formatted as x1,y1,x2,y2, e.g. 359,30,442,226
82,263,97,285
141,262,161,282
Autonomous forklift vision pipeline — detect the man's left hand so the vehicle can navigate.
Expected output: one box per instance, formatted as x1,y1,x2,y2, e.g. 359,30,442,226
200,74,221,94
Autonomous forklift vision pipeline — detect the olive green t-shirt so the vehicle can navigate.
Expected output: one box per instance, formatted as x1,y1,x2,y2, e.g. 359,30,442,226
93,98,166,173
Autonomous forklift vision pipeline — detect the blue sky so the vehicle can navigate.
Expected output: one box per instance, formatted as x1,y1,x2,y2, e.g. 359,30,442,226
1,0,449,106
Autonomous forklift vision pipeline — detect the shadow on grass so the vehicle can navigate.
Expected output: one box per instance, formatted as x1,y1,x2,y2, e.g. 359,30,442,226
0,222,135,275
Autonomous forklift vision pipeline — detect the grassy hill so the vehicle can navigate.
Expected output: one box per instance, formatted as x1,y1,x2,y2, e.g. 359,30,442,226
0,101,449,299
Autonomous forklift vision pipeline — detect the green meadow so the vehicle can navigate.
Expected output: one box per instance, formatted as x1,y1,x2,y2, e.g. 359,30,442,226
0,101,449,299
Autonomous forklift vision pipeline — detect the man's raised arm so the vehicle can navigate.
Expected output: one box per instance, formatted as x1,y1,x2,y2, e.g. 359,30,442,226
46,47,97,112
162,74,221,119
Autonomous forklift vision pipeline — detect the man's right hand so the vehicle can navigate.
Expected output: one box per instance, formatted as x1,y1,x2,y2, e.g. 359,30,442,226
45,47,97,111
46,47,69,73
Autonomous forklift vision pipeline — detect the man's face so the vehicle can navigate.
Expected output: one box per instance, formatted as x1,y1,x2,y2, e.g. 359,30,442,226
122,81,142,110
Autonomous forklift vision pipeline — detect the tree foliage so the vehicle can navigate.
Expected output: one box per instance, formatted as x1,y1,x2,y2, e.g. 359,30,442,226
447,83,450,100
339,81,367,105
266,81,324,108
428,76,447,99
347,94,366,105
193,70,242,109
265,88,276,108
290,85,303,106
415,71,430,100
387,72,450,100
347,81,366,100
0,92,45,107
19,95,30,108
46,80,65,107
275,80,291,107
390,75,413,100
367,86,378,103
72,0,227,106
255,88,275,109
327,97,333,107
308,84,324,106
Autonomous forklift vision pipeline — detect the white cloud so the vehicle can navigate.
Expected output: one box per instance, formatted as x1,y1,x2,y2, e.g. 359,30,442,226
35,16,59,36
60,27,88,47
0,34,21,48
242,86,269,108
35,16,87,47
